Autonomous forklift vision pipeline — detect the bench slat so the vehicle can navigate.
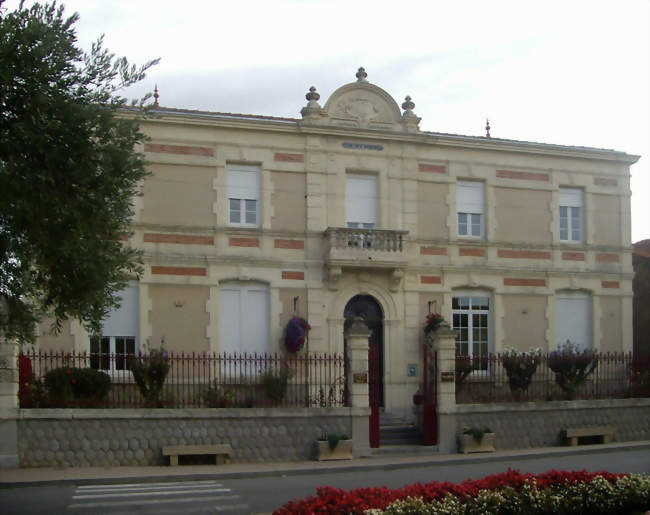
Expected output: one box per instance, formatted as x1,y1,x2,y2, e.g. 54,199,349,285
564,426,616,438
162,444,232,456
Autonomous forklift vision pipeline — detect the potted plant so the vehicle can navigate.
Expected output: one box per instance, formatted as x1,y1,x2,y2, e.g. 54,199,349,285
548,340,598,400
316,432,352,461
502,346,542,399
284,316,310,353
423,312,446,336
458,426,495,453
129,345,170,407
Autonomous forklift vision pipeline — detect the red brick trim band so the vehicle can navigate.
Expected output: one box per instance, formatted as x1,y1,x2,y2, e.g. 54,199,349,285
420,246,447,256
504,278,546,287
418,164,446,174
144,143,213,156
594,177,618,187
420,276,442,284
496,170,549,181
498,249,551,260
596,253,619,263
282,271,304,280
274,239,304,249
151,266,206,276
144,233,214,245
601,281,619,289
562,252,585,261
459,247,486,257
229,237,259,247
274,153,304,163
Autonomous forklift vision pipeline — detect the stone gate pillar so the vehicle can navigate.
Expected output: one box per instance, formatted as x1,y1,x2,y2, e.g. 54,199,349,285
434,324,458,453
344,317,371,457
0,337,19,468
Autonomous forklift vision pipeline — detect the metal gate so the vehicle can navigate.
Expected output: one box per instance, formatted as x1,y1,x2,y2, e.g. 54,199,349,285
422,341,438,445
369,341,381,448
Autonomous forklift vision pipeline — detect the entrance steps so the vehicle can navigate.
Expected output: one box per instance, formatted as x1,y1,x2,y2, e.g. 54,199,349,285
373,413,438,456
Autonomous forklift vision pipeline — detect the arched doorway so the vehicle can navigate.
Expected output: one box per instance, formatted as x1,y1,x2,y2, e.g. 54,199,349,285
344,295,384,406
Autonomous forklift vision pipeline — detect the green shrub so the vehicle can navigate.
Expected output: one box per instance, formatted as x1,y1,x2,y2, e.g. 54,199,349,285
129,347,170,407
43,366,111,407
548,340,598,400
259,366,292,405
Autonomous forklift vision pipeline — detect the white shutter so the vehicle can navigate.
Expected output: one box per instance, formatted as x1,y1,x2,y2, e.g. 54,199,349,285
556,293,591,349
244,286,269,355
457,181,484,214
228,165,260,201
219,287,242,354
346,174,378,226
101,283,139,338
559,188,582,208
219,282,269,354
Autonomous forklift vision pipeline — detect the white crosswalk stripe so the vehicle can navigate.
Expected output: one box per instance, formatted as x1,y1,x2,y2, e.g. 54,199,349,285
67,480,251,514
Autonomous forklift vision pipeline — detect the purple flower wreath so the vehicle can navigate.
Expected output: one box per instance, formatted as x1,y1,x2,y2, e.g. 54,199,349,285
284,317,311,353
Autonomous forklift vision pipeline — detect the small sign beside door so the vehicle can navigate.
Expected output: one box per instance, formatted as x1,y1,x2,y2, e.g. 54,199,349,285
407,364,418,377
441,371,455,382
353,372,368,384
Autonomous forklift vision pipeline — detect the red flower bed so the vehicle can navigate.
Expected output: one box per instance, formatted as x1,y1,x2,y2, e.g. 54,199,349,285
273,469,626,514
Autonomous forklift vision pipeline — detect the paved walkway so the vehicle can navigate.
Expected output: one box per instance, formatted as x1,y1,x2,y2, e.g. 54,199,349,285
1,441,649,487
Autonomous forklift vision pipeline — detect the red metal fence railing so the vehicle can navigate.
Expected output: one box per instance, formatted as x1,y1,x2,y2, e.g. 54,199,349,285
456,352,650,404
18,350,347,409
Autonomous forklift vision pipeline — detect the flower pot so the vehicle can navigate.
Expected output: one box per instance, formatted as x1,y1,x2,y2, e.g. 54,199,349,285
458,433,495,454
316,439,353,461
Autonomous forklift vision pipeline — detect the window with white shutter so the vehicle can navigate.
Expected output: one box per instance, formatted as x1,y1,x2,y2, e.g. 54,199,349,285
457,181,485,238
219,282,269,354
559,188,583,242
556,291,591,349
346,174,378,229
91,282,139,371
228,165,260,227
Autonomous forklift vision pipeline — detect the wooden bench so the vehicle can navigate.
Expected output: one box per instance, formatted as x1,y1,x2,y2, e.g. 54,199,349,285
162,444,233,466
562,426,616,446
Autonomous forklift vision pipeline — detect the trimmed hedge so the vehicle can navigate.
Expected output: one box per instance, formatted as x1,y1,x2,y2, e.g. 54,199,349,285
274,469,650,514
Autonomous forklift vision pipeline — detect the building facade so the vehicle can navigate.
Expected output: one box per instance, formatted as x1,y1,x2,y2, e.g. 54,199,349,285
37,68,638,420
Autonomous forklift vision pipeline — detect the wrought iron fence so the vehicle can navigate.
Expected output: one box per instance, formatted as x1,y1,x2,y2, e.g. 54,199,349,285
18,350,347,409
456,352,650,403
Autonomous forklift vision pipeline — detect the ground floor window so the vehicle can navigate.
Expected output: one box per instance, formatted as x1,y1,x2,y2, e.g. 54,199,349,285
556,291,592,349
90,282,139,371
219,281,269,354
452,291,491,371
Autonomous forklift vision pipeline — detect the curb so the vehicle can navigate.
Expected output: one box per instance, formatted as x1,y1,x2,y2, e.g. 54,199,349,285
1,441,649,488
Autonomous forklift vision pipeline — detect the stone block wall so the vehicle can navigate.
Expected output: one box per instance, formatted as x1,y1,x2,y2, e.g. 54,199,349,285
16,407,363,468
455,398,650,450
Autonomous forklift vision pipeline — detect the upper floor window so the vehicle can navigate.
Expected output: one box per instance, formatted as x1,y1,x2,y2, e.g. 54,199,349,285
219,281,269,354
452,291,491,371
457,181,484,238
346,174,377,229
228,164,260,227
90,282,139,371
559,188,583,242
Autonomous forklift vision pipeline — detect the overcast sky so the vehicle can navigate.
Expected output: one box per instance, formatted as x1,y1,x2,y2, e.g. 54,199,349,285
7,0,650,242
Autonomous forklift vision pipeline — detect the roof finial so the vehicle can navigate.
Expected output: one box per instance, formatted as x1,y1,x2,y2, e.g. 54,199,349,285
305,86,320,103
485,118,491,138
153,84,159,107
356,67,368,82
402,95,415,114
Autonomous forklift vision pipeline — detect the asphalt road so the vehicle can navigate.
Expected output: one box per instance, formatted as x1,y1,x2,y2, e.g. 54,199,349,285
1,447,649,514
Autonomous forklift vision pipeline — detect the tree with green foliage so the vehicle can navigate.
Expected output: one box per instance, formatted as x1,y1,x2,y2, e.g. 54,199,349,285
0,1,158,343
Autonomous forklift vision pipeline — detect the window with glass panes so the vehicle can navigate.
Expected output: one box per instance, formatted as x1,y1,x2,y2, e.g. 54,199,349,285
559,188,583,242
228,164,260,227
452,293,490,371
90,283,138,371
456,181,484,238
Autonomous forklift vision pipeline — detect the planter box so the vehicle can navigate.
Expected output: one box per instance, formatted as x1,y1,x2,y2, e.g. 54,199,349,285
459,433,495,454
317,440,353,461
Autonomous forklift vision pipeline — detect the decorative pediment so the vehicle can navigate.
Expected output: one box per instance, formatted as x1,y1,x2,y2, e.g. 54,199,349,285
299,68,420,132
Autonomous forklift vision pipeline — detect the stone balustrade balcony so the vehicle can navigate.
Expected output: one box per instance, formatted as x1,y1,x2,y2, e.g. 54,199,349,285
324,227,409,269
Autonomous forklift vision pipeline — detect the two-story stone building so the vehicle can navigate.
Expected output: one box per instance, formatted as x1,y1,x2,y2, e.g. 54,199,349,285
37,68,638,421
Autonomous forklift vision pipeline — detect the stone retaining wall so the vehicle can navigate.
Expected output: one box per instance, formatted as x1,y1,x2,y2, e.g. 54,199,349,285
16,407,365,468
455,398,650,450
